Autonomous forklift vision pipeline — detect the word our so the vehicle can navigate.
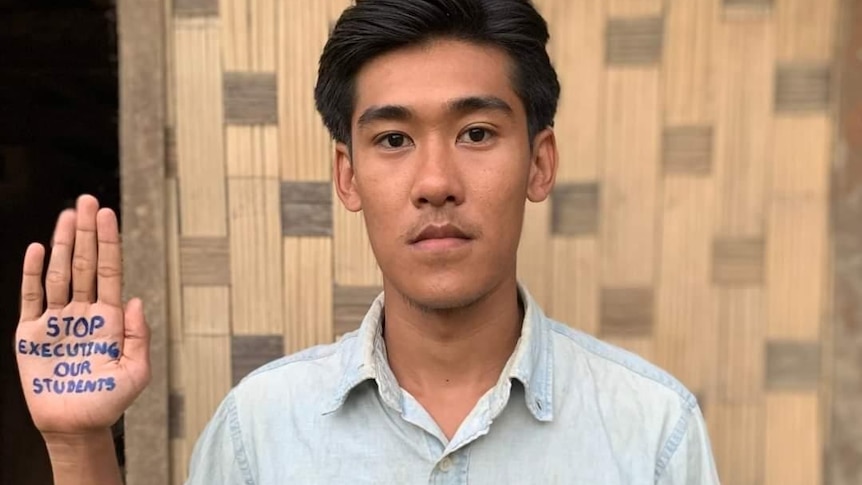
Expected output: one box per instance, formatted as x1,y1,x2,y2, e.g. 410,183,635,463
53,360,92,377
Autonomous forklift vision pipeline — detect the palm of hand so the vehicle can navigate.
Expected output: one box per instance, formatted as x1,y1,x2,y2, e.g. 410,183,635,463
14,196,150,435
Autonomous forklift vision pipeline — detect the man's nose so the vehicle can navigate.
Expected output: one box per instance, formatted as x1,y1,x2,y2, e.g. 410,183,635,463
409,138,465,208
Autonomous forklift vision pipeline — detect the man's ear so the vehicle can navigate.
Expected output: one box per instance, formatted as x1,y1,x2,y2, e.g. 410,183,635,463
527,128,558,203
333,142,362,212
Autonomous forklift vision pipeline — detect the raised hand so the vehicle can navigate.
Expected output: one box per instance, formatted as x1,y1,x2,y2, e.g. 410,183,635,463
15,195,151,437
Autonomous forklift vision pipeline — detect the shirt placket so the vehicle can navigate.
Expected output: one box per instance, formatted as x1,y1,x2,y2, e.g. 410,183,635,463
428,449,469,485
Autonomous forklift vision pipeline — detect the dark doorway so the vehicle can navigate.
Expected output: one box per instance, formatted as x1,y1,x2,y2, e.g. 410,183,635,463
0,1,120,484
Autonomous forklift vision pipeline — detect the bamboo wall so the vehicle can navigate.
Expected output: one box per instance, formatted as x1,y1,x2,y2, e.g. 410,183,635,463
163,0,837,483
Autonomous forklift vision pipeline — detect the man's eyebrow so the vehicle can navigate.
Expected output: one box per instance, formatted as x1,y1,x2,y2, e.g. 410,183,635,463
447,96,513,116
357,105,413,127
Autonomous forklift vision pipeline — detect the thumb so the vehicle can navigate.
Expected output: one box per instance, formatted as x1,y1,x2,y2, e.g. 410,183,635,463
122,298,151,371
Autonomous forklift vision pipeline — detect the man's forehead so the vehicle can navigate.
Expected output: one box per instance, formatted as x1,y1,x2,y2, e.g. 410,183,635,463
351,39,522,121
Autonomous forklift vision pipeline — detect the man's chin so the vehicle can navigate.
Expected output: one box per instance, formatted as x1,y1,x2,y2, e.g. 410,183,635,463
393,279,494,314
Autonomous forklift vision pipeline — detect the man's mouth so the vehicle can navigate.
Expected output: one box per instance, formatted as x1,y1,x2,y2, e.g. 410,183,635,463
409,223,473,250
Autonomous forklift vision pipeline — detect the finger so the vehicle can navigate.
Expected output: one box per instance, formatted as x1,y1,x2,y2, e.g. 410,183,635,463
19,243,45,321
45,210,76,309
96,208,123,307
122,299,152,379
72,195,100,302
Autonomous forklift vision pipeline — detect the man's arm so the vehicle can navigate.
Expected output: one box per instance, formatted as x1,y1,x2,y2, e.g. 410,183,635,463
43,430,123,485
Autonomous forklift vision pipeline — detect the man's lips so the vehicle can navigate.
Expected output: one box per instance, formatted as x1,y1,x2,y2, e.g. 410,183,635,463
409,223,472,245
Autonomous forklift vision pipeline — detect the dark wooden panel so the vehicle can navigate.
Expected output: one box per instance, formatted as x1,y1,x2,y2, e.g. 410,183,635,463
713,238,765,285
165,126,177,179
224,72,278,125
765,341,820,390
118,0,169,483
663,126,713,175
281,181,333,236
775,64,832,112
180,237,231,285
168,392,184,439
231,335,284,385
829,2,862,482
600,287,654,337
606,17,664,66
334,285,383,335
551,183,600,236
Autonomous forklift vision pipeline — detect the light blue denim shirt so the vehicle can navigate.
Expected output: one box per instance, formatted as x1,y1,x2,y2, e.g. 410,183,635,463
186,285,720,484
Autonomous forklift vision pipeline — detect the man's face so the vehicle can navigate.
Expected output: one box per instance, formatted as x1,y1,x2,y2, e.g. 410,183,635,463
334,39,557,311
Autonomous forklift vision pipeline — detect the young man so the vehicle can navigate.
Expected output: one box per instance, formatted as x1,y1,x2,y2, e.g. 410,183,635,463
15,0,719,483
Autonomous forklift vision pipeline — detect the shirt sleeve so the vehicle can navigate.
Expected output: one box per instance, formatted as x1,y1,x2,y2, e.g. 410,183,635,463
657,405,721,485
185,391,256,485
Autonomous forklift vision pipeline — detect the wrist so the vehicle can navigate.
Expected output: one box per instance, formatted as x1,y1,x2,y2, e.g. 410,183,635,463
41,428,123,485
42,428,114,447
42,428,116,462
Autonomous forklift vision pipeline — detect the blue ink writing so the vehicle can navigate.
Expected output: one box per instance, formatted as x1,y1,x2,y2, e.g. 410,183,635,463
45,315,106,338
53,361,92,378
32,376,116,395
17,339,120,360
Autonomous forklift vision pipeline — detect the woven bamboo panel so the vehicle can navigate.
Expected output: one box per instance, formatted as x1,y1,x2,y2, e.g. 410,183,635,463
182,336,231,457
173,17,227,237
284,237,333,353
601,69,659,287
228,178,283,335
161,1,838,483
764,393,822,485
663,0,715,125
655,177,716,392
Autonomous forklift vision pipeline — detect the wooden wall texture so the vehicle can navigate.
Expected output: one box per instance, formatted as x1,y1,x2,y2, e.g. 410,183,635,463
162,0,838,483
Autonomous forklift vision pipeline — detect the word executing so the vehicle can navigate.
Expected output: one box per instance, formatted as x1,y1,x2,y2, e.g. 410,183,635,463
17,315,118,395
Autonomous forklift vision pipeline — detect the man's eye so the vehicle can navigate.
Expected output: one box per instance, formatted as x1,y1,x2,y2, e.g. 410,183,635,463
458,128,493,144
379,133,411,148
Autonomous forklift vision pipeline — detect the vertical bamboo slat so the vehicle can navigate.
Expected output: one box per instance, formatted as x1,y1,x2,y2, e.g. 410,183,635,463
182,287,231,335
279,0,341,181
708,403,764,485
766,200,828,340
517,202,552,310
713,20,773,238
662,0,716,125
717,288,765,402
174,18,227,237
607,0,662,17
775,0,837,62
229,178,284,334
284,237,334,353
182,336,232,455
655,177,716,393
226,126,280,178
601,69,660,286
333,208,382,286
551,238,599,335
764,393,822,485
544,0,605,182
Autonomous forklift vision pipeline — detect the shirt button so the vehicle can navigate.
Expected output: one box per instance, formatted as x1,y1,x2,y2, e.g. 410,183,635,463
438,456,453,472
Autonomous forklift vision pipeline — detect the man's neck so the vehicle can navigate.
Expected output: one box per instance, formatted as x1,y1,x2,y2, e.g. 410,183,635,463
381,278,524,399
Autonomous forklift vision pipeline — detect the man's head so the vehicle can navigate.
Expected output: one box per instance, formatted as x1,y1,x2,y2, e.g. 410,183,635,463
316,0,561,312
315,0,561,147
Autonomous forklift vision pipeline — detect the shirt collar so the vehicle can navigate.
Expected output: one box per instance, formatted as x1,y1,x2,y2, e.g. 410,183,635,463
322,283,554,422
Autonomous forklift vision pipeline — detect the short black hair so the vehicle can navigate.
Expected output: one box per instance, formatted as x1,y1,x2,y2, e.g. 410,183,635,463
314,0,561,146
